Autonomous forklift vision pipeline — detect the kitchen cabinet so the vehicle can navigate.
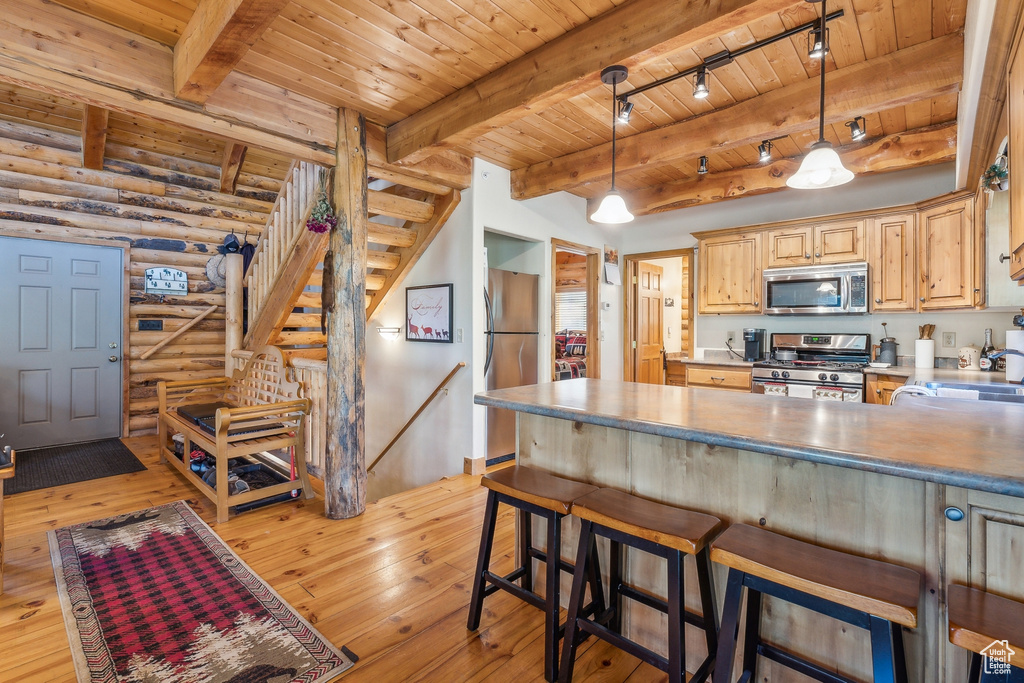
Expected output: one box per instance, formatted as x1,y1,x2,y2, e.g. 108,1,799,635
918,196,983,310
869,213,917,311
685,364,751,391
764,220,865,268
665,360,686,387
864,373,907,405
1009,24,1024,280
697,231,761,314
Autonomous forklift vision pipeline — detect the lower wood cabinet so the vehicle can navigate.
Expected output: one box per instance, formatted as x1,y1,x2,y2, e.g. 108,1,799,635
685,364,751,391
865,373,908,405
665,360,686,387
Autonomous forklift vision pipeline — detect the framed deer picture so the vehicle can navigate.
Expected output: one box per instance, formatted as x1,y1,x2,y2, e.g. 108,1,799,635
406,283,453,343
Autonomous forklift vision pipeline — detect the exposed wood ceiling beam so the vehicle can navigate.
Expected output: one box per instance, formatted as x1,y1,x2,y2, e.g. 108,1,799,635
607,123,957,216
0,0,337,165
512,33,964,200
80,105,109,170
366,124,472,191
385,0,800,164
219,142,248,194
174,0,290,104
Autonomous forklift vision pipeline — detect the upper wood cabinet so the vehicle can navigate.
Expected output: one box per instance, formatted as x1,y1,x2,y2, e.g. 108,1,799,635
1010,26,1024,280
698,231,762,314
869,213,916,311
764,220,865,268
918,197,982,310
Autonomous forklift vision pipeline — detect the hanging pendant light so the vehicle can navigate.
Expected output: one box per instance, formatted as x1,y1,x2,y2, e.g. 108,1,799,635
787,0,854,190
591,65,634,224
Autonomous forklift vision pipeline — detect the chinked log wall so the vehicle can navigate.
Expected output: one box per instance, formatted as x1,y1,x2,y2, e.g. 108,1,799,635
0,118,277,436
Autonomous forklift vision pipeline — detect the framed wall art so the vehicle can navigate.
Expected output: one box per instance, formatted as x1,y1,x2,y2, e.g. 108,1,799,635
406,283,453,343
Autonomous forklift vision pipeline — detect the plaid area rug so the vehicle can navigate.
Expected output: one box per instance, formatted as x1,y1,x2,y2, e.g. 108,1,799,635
49,500,355,682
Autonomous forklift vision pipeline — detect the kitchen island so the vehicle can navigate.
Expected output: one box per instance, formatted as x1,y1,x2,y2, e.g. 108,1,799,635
475,378,1024,682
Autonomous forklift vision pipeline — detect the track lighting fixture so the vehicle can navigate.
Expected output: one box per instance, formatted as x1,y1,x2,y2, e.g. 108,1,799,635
617,99,634,124
846,116,866,141
807,26,829,59
758,140,773,162
693,66,709,99
591,65,634,225
698,156,708,175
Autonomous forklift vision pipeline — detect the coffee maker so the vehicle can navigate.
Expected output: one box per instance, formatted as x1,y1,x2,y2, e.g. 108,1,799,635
743,328,767,362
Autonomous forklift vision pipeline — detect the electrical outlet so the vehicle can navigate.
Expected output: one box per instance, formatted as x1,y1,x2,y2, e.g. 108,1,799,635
726,330,737,344
942,332,956,348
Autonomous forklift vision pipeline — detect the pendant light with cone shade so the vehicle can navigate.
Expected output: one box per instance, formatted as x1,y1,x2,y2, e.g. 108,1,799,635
786,0,854,190
590,65,634,224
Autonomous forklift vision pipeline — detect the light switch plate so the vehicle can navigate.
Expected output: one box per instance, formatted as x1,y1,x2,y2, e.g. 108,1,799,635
456,328,464,343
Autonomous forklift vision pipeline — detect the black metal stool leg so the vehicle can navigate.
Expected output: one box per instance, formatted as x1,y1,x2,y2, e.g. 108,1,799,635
868,616,897,683
520,509,534,592
543,511,563,682
892,624,908,683
740,586,762,675
468,490,500,631
559,519,595,683
969,652,982,683
585,533,606,619
666,548,686,683
608,539,623,634
695,546,719,660
713,568,745,683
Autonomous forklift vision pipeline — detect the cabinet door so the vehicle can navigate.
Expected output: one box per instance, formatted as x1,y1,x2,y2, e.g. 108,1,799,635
919,199,976,310
864,374,906,404
814,219,866,264
698,232,762,314
665,361,686,386
1010,30,1024,280
765,226,813,268
869,213,916,311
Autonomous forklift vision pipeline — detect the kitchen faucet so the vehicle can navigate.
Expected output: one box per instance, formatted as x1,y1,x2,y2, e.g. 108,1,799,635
990,349,1024,359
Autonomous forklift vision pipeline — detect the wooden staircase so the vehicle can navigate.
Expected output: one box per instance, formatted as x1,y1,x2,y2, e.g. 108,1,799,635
242,161,462,360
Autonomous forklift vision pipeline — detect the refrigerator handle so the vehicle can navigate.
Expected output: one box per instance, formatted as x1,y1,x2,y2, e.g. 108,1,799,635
484,288,495,375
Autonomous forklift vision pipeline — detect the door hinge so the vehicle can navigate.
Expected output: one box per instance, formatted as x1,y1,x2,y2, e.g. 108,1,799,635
632,275,637,284
632,340,637,349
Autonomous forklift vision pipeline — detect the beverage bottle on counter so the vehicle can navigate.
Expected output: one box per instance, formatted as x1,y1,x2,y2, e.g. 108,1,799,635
980,328,997,371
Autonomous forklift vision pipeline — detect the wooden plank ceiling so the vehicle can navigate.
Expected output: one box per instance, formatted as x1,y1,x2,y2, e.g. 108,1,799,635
12,0,968,214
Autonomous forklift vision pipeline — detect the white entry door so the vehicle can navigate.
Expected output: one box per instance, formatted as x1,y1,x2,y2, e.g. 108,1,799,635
0,237,123,449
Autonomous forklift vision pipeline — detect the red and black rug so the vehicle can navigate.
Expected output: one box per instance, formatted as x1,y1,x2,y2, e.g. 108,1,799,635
49,500,355,682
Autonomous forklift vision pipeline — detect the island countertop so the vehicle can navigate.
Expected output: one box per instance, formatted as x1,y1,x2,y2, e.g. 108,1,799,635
475,378,1024,497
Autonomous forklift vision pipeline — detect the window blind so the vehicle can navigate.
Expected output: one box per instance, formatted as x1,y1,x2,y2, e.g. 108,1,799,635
555,291,587,331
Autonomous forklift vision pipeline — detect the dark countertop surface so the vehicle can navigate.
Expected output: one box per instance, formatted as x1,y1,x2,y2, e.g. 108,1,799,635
664,355,753,368
476,378,1024,498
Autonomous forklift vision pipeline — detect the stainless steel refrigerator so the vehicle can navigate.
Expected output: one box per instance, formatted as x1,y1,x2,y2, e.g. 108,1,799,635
484,268,539,461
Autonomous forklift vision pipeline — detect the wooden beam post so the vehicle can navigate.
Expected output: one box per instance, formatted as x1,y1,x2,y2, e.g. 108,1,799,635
80,105,109,170
325,109,368,520
220,142,247,194
224,253,244,372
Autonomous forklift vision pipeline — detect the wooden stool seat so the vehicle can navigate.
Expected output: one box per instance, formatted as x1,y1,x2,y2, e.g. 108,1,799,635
948,584,1024,668
711,523,921,628
570,487,720,554
481,466,599,515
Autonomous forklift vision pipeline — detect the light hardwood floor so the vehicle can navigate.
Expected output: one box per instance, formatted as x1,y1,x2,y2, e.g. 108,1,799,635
0,437,663,682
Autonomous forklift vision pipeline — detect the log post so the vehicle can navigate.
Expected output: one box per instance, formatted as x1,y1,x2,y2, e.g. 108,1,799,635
325,109,368,519
224,253,244,372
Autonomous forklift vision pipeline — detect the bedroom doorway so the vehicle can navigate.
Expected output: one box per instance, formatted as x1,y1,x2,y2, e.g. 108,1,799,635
623,249,694,383
551,239,600,380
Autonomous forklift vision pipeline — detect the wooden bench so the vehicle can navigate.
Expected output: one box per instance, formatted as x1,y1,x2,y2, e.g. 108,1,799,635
157,345,314,523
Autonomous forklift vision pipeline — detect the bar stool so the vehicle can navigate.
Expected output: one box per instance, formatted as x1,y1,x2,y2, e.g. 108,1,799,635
948,584,1024,682
710,524,921,683
467,466,604,682
559,488,722,683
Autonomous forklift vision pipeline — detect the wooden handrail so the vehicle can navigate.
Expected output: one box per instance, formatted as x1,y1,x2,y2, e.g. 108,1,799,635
139,305,218,360
368,361,466,473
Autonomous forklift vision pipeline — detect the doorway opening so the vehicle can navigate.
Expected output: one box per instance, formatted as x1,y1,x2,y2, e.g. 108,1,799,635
623,249,694,383
551,239,600,380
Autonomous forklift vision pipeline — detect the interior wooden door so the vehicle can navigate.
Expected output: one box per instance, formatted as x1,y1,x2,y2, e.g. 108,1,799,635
637,262,664,384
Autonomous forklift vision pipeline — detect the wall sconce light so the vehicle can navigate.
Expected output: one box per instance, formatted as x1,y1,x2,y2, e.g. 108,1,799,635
698,156,709,174
808,26,829,59
616,99,634,124
758,140,773,162
846,116,866,141
693,66,709,99
377,326,402,341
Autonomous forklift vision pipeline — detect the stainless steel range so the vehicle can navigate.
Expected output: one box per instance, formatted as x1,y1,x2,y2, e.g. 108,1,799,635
752,333,871,401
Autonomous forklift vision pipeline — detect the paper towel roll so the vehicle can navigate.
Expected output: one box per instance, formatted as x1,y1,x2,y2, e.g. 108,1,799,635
915,339,935,369
1006,330,1024,382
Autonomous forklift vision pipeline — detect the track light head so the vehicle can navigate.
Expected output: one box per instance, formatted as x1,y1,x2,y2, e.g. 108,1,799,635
617,99,634,124
698,156,708,175
846,116,866,141
693,66,709,99
758,140,773,162
808,27,829,59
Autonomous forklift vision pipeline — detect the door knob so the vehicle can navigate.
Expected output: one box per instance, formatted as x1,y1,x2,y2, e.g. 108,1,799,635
874,298,882,304
108,355,119,362
109,342,118,349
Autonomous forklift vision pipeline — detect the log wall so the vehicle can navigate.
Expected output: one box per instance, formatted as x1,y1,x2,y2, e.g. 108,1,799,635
0,118,279,435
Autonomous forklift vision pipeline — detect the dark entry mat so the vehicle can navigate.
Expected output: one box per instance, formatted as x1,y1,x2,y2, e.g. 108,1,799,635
3,439,146,495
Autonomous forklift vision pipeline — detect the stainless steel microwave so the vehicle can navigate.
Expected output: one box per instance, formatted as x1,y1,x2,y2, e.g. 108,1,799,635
763,262,868,315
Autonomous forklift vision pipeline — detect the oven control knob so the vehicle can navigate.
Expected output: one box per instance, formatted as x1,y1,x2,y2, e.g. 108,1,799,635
830,373,839,382
781,371,790,379
771,370,780,379
818,373,827,381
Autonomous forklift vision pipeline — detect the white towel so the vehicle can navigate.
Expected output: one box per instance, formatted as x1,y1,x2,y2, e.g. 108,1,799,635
935,388,980,400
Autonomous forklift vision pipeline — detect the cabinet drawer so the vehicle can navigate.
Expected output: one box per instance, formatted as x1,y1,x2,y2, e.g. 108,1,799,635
685,366,751,391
